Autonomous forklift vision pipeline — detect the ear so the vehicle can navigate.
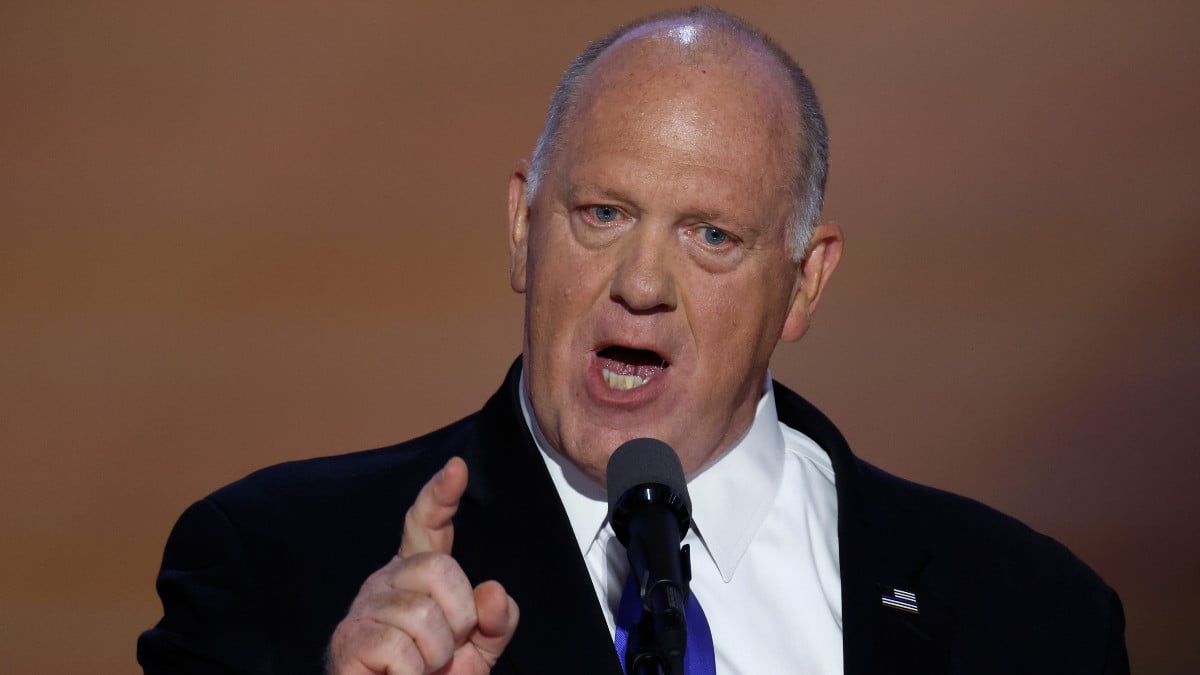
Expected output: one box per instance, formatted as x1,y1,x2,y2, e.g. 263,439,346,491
780,221,844,342
507,161,532,294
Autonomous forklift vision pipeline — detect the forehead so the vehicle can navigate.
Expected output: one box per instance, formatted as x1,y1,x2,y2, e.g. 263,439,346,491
554,25,799,211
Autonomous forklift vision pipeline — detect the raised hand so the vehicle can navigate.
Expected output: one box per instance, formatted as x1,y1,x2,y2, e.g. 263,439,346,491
327,457,519,674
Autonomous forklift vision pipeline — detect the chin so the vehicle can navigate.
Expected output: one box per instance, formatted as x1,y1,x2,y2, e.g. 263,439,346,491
577,432,627,484
567,422,684,482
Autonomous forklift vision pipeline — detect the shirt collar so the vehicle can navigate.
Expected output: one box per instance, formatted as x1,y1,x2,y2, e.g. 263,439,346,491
688,375,785,581
521,371,785,582
520,372,610,556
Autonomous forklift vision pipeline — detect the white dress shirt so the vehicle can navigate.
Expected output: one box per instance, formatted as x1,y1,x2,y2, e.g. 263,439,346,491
520,373,844,674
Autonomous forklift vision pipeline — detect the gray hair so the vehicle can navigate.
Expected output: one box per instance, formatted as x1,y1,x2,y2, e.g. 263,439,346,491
525,7,829,260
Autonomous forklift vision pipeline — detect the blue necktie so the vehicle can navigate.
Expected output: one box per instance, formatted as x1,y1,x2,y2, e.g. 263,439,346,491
614,572,716,675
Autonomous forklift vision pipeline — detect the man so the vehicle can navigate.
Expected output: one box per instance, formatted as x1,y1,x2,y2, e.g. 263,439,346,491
140,8,1128,674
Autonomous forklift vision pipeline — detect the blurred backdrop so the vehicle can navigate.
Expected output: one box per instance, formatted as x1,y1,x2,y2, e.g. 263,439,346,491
2,1,1197,672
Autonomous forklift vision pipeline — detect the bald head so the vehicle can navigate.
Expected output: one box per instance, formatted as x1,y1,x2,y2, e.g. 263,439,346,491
526,8,829,259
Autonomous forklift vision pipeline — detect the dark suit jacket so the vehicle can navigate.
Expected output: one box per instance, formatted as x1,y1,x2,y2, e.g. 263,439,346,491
138,360,1129,674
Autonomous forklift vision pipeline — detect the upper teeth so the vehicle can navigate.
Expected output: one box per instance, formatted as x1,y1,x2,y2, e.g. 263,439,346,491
603,368,649,390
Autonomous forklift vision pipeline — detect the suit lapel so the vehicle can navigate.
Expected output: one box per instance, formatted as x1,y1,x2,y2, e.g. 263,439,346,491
453,362,623,675
773,381,952,675
838,484,953,675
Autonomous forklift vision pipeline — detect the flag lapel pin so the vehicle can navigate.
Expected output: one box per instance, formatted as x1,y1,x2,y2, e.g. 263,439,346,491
881,588,919,614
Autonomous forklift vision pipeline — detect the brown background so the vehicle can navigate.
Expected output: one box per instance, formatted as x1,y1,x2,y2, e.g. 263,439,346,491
2,1,1198,672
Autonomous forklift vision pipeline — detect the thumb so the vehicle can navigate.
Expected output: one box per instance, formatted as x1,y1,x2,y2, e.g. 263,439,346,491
467,581,520,667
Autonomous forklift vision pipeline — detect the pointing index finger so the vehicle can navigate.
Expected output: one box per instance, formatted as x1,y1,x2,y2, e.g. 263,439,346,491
400,456,468,557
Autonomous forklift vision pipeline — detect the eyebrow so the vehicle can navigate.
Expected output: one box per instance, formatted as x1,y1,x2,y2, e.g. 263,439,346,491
566,183,636,206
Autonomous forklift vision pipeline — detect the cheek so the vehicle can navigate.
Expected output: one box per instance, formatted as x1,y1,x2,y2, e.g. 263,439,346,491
524,249,604,351
530,261,584,322
692,273,764,326
688,276,782,362
533,230,613,310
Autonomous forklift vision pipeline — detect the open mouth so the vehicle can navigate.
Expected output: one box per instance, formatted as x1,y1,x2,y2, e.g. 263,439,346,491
596,345,669,391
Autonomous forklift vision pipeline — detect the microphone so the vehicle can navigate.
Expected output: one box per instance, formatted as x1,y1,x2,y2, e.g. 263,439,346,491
607,438,693,675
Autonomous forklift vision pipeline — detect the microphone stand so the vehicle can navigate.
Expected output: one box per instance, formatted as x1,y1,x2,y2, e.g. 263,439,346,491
606,441,696,675
623,544,692,675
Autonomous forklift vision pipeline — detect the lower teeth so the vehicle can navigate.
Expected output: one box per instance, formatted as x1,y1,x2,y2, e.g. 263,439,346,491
602,368,647,390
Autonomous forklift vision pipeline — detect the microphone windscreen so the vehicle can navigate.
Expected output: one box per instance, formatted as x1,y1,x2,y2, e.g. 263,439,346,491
606,438,691,514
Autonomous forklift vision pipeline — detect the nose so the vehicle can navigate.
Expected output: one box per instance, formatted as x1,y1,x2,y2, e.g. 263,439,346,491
608,225,677,313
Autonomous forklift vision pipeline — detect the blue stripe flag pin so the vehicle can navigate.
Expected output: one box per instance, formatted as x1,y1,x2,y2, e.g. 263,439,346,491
881,588,919,614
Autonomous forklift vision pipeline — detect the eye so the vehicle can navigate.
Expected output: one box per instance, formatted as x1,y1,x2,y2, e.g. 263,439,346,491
700,226,728,246
591,205,620,223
